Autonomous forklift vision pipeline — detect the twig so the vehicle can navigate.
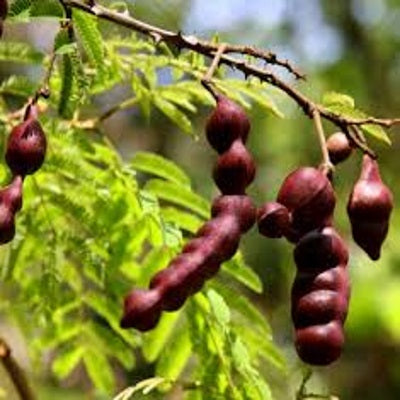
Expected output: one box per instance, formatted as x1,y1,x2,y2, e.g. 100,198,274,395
201,43,227,101
59,0,400,153
0,338,36,400
296,369,313,400
312,108,333,174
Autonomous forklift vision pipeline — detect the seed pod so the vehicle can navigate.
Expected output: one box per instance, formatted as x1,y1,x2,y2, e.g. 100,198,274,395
291,227,350,366
206,95,250,154
211,195,256,232
3,175,23,213
347,155,393,260
6,105,47,176
257,201,290,238
0,0,8,22
326,132,353,165
213,140,255,195
294,227,349,271
120,289,163,331
277,167,335,238
295,320,345,366
0,205,15,244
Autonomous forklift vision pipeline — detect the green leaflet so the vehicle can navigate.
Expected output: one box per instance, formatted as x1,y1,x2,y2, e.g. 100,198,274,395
322,91,391,145
30,0,63,17
83,348,115,393
0,76,36,98
0,41,43,64
222,254,263,294
58,53,74,118
145,179,210,218
73,9,106,80
156,320,192,381
52,345,85,379
152,95,193,134
142,312,180,362
132,151,191,187
210,281,272,338
8,0,32,18
207,289,231,327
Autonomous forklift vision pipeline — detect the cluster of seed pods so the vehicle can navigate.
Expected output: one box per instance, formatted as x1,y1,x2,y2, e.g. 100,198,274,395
257,167,351,365
0,104,47,244
121,95,256,331
0,0,7,38
256,129,393,366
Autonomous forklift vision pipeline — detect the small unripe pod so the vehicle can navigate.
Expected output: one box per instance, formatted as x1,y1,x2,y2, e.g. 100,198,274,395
211,195,256,232
206,95,250,154
295,320,345,366
347,155,393,260
327,132,353,165
213,140,255,195
257,201,290,238
277,167,335,237
6,105,47,176
120,289,163,331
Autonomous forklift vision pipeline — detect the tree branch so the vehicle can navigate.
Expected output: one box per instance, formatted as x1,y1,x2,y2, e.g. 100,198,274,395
62,0,400,154
0,338,36,400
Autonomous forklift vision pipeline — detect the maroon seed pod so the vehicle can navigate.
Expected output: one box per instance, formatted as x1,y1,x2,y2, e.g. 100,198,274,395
0,206,15,244
292,290,348,328
196,214,241,261
120,289,163,332
292,266,350,303
206,95,250,154
213,140,255,195
211,195,256,232
294,227,349,271
257,201,290,238
277,167,335,236
6,105,47,176
295,320,345,366
327,132,353,165
2,175,23,213
347,154,393,260
0,0,7,19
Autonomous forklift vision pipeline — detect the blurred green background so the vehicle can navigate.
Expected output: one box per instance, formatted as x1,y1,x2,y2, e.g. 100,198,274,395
2,0,400,399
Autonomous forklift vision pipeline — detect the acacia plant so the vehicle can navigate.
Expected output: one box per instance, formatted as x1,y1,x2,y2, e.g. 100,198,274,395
0,1,398,399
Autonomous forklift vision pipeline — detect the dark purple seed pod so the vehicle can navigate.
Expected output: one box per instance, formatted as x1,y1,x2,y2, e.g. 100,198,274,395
213,140,255,195
120,289,163,332
6,105,47,176
206,95,250,154
196,214,241,258
257,201,290,238
294,227,349,271
0,0,7,21
2,175,23,213
0,207,15,244
211,195,256,232
292,290,348,328
327,132,353,165
292,266,350,303
295,320,345,366
347,154,393,260
277,167,335,236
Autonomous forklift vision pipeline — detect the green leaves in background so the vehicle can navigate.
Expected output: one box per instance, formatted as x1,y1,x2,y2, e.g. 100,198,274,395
322,91,391,145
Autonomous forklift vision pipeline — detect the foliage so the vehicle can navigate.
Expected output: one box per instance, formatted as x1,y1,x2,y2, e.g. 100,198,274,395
0,1,289,399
